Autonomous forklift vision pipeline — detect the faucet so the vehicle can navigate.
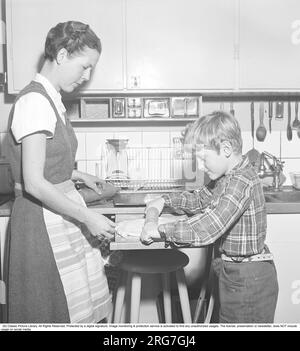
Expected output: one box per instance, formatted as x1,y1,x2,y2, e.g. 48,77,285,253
258,151,285,191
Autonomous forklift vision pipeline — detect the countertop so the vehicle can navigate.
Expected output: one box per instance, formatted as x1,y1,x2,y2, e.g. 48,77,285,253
2,190,300,250
2,191,300,216
0,192,300,217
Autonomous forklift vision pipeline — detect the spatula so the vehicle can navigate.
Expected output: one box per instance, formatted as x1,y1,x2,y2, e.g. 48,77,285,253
268,101,273,133
287,101,293,141
246,102,260,168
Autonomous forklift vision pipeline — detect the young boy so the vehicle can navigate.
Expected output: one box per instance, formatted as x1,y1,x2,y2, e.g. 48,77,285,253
141,111,278,323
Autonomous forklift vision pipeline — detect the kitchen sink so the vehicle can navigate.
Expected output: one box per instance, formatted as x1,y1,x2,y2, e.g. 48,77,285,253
113,189,300,205
264,188,300,203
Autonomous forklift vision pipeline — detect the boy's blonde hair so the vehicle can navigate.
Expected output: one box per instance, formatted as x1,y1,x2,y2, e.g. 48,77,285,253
184,111,243,154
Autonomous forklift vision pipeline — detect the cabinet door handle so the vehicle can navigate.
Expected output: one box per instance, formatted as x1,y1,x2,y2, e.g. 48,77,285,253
130,76,141,88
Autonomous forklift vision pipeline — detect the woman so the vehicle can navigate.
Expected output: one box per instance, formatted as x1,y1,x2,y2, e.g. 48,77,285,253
7,21,115,323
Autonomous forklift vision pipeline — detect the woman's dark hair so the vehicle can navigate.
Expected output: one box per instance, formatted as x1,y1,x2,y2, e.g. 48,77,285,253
44,21,101,61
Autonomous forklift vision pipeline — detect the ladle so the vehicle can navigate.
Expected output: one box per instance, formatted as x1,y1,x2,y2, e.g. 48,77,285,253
256,102,267,142
292,101,300,129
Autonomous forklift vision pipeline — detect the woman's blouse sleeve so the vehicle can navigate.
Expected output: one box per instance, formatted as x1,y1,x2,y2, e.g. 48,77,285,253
11,92,57,143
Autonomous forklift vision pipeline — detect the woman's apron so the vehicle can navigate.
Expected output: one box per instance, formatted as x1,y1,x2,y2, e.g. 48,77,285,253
42,180,112,323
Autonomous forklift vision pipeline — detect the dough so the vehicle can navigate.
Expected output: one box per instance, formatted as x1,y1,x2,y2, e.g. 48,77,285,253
115,214,187,238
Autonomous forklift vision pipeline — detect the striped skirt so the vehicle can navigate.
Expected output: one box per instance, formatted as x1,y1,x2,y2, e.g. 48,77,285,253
43,180,112,323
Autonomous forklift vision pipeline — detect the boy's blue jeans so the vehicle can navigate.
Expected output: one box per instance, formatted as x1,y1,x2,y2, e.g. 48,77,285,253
213,259,279,323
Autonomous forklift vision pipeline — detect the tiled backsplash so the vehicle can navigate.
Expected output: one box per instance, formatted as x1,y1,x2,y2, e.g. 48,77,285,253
1,100,300,186
79,129,300,186
3,128,297,185
76,127,182,176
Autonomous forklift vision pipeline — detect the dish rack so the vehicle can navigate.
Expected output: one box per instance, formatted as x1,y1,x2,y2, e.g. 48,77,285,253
107,178,185,191
105,145,189,192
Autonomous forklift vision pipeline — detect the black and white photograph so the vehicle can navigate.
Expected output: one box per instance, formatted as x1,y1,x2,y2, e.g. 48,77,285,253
0,0,300,334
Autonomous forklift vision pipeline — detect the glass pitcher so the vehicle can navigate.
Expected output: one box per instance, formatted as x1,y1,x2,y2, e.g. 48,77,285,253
105,139,129,180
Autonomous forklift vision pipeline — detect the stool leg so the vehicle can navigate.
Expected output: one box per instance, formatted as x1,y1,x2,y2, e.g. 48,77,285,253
193,245,213,323
176,268,192,323
161,273,172,323
130,273,141,323
113,271,127,323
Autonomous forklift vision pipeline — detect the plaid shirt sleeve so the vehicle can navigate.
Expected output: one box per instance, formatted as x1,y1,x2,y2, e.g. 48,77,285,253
159,174,253,247
161,183,213,215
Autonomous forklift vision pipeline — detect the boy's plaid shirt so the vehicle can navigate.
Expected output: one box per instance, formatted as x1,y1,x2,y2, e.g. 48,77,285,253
161,157,267,258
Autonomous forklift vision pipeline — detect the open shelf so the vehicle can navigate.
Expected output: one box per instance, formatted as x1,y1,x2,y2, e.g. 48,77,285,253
70,117,197,126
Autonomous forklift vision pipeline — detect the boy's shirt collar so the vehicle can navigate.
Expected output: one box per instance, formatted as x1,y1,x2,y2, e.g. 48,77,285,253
213,156,250,184
227,155,250,175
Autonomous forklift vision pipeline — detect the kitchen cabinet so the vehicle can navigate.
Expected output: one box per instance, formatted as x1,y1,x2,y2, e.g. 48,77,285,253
126,0,236,91
266,214,300,323
239,0,300,90
7,0,300,94
6,0,236,94
5,0,124,94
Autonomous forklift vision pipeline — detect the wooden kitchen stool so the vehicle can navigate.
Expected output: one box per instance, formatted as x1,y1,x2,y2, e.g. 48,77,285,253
112,249,191,324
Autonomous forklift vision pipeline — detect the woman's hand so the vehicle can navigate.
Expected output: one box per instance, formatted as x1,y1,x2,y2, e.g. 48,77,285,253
72,170,106,193
84,210,116,240
140,221,160,245
82,174,104,194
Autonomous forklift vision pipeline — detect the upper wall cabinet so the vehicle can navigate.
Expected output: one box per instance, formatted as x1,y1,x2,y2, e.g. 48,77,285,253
125,0,236,91
239,0,300,90
5,0,124,94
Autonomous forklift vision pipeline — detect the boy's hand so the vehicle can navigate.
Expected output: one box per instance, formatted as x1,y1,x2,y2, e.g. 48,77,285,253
140,222,160,245
145,197,165,214
158,222,176,237
158,221,193,248
158,220,190,242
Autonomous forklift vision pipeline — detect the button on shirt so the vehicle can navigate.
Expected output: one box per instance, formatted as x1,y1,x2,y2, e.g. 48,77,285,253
11,74,66,143
161,157,267,259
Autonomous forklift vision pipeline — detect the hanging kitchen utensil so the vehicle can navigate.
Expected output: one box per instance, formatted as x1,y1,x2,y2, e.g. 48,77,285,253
292,101,300,129
246,102,260,168
287,101,293,141
219,102,225,111
268,101,273,133
275,102,284,120
256,102,267,142
230,102,235,116
250,101,255,140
